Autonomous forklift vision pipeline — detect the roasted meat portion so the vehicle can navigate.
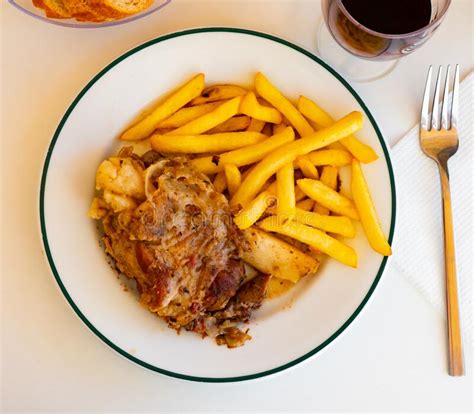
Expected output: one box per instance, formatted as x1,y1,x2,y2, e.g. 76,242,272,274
90,150,269,347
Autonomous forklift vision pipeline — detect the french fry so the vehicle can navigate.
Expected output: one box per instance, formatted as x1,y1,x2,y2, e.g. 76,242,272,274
224,164,241,197
314,166,338,215
209,115,251,133
266,184,313,214
298,95,378,163
338,136,379,163
266,181,277,195
351,160,392,256
233,191,272,229
328,141,346,150
295,186,306,202
247,118,266,132
273,122,287,135
189,127,295,174
151,131,266,154
241,165,256,182
240,91,283,124
298,95,333,129
294,208,356,238
297,178,359,220
190,84,247,105
320,166,338,189
121,73,205,141
262,123,273,136
241,227,320,282
259,216,357,267
266,277,295,299
276,163,296,219
296,155,319,179
296,198,315,211
166,97,241,136
213,171,227,193
157,101,223,129
307,149,352,166
266,181,306,202
255,72,315,137
230,111,363,207
155,128,173,135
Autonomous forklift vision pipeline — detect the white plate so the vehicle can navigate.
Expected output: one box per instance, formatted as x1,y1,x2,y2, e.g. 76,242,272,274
39,28,396,382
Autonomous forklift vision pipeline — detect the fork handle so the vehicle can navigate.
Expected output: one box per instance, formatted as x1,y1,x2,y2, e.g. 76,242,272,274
438,162,464,376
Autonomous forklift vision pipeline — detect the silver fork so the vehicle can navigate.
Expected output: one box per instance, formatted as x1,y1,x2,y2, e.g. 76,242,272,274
420,65,464,376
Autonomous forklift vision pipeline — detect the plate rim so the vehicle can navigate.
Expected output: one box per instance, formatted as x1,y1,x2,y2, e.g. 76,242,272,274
38,27,397,383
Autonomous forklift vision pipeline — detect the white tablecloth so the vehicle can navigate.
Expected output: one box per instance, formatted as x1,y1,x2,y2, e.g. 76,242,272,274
1,0,473,412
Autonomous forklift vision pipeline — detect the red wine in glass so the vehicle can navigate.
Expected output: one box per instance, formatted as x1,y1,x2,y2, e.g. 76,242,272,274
319,0,451,80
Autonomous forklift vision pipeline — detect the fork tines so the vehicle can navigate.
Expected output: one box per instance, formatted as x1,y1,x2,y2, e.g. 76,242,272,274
421,65,460,131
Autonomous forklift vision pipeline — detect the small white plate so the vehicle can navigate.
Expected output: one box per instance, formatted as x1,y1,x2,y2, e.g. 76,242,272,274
9,0,172,29
39,28,396,382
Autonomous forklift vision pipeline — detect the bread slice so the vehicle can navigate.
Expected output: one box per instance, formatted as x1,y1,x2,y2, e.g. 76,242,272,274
39,0,73,18
32,0,46,10
96,0,154,16
88,0,127,19
63,0,107,22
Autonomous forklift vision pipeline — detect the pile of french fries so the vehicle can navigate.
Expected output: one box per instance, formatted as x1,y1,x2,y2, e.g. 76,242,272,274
121,72,392,297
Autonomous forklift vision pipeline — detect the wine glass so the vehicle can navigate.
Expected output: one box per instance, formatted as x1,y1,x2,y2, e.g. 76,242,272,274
317,0,451,82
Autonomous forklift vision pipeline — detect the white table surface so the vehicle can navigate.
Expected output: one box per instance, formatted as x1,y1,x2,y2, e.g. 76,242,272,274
1,0,473,412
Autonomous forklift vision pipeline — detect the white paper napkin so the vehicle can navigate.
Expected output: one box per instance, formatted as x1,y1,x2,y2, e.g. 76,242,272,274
391,72,473,344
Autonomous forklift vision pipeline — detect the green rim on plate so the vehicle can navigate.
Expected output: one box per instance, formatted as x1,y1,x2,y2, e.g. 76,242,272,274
39,27,396,383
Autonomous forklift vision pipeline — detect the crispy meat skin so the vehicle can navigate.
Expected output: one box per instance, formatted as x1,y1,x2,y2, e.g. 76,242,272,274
101,157,267,345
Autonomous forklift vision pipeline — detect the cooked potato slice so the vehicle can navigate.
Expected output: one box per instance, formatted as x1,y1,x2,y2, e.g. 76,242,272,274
241,227,319,282
266,277,295,299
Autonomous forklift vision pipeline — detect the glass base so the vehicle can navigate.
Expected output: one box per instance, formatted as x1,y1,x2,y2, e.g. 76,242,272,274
315,19,398,83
